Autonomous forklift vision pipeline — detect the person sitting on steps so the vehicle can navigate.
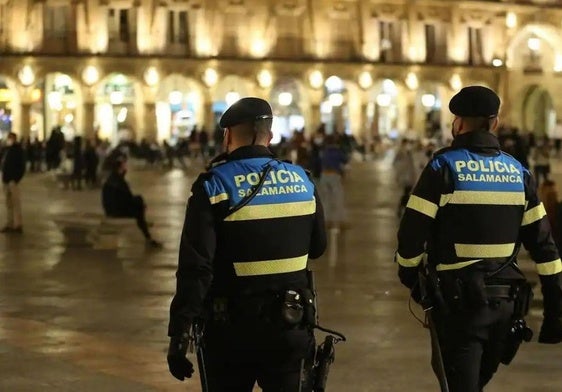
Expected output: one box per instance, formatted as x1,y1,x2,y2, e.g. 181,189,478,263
101,154,162,248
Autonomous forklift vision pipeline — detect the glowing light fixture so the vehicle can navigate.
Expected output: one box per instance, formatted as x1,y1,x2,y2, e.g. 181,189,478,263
325,76,344,92
64,113,74,123
116,107,128,123
82,65,100,86
250,39,267,57
31,89,41,102
376,93,391,107
225,91,240,107
449,74,462,91
358,71,373,90
506,12,517,29
528,37,540,52
278,92,293,106
18,65,35,87
308,70,324,89
203,68,218,87
382,79,397,94
257,69,273,89
421,93,436,109
144,66,160,87
405,72,419,91
492,58,503,67
169,91,183,106
110,91,124,105
328,93,344,107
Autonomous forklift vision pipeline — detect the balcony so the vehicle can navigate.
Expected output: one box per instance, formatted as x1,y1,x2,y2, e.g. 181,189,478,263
107,36,138,56
41,30,77,55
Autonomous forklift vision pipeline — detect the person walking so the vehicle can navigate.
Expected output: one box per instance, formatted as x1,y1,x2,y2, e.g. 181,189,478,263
166,97,327,391
1,132,25,233
395,86,562,392
319,134,348,229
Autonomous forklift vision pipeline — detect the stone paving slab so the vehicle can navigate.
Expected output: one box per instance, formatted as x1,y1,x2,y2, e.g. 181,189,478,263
0,158,561,391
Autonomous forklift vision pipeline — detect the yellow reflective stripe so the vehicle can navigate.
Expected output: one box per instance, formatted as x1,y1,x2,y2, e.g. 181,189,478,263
521,203,547,226
396,252,424,267
224,200,315,221
209,193,229,205
233,255,308,276
406,195,438,218
439,194,452,207
455,243,515,258
436,259,482,271
448,191,525,205
536,258,562,276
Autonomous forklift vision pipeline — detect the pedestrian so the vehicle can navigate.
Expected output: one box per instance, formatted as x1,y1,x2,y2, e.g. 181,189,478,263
1,132,25,233
70,136,84,190
395,86,562,392
394,139,417,217
319,134,348,229
167,97,327,391
83,139,99,188
101,154,162,248
533,138,550,186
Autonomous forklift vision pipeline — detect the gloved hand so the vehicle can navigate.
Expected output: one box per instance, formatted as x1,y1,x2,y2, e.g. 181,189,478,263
167,336,194,380
538,317,562,344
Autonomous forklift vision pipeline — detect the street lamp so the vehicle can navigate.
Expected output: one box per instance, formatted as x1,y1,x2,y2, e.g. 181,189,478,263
82,65,99,86
225,91,240,107
421,94,436,109
278,92,293,106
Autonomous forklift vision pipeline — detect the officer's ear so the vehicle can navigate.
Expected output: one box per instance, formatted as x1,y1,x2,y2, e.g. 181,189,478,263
490,117,499,132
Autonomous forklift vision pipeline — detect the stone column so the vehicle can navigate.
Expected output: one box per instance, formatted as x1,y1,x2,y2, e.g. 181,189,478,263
204,101,215,132
143,102,157,141
20,102,31,140
83,101,95,140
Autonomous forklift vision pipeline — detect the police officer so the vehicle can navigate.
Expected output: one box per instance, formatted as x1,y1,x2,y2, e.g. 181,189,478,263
167,97,327,391
395,86,562,392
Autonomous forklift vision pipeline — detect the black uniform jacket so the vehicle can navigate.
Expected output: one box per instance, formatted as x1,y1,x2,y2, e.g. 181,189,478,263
396,131,562,318
1,143,25,184
168,145,327,337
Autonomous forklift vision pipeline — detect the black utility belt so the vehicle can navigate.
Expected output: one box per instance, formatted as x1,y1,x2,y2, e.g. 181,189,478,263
484,284,512,299
208,289,316,327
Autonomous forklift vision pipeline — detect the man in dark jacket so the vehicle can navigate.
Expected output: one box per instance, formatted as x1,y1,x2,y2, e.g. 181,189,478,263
101,154,162,248
1,132,25,233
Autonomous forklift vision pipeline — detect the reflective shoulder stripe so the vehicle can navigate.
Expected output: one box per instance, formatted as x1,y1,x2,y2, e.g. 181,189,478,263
536,258,562,276
454,243,515,258
233,255,308,276
396,252,424,268
436,259,482,271
439,194,452,207
448,191,525,206
406,195,438,218
521,203,547,226
225,200,316,221
209,193,229,205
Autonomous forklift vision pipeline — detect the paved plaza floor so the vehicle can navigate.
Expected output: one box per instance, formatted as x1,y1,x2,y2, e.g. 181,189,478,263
0,155,561,391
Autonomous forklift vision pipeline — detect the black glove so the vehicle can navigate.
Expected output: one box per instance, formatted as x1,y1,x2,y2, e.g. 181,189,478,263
538,317,562,344
167,336,194,380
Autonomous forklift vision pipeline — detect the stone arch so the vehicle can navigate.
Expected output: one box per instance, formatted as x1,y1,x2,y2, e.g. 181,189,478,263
506,23,562,70
515,84,555,136
269,77,308,142
211,75,256,128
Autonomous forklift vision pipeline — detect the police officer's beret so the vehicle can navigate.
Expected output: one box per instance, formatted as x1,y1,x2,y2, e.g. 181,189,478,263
219,97,273,128
449,86,500,118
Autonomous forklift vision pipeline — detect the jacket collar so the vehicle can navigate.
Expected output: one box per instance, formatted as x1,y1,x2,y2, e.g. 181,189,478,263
208,145,274,169
451,130,500,151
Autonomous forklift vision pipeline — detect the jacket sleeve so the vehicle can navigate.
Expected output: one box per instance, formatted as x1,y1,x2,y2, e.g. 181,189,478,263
520,171,562,320
168,175,216,337
395,158,446,289
309,186,327,259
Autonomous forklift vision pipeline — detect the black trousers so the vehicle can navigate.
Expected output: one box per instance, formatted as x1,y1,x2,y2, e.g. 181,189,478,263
432,300,515,392
201,320,314,392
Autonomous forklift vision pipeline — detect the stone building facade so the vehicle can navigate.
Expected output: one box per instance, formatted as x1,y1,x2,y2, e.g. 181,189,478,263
0,0,561,144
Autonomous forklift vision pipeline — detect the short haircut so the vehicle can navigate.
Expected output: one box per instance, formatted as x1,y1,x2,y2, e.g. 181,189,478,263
461,116,496,131
231,118,273,144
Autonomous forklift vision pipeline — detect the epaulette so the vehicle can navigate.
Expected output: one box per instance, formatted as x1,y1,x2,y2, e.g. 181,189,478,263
205,153,229,171
432,146,454,158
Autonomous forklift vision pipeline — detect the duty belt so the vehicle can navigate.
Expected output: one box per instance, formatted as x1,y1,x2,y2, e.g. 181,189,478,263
485,284,512,299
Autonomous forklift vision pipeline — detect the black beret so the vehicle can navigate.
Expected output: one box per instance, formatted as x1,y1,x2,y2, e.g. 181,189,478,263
219,97,272,128
449,86,500,118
